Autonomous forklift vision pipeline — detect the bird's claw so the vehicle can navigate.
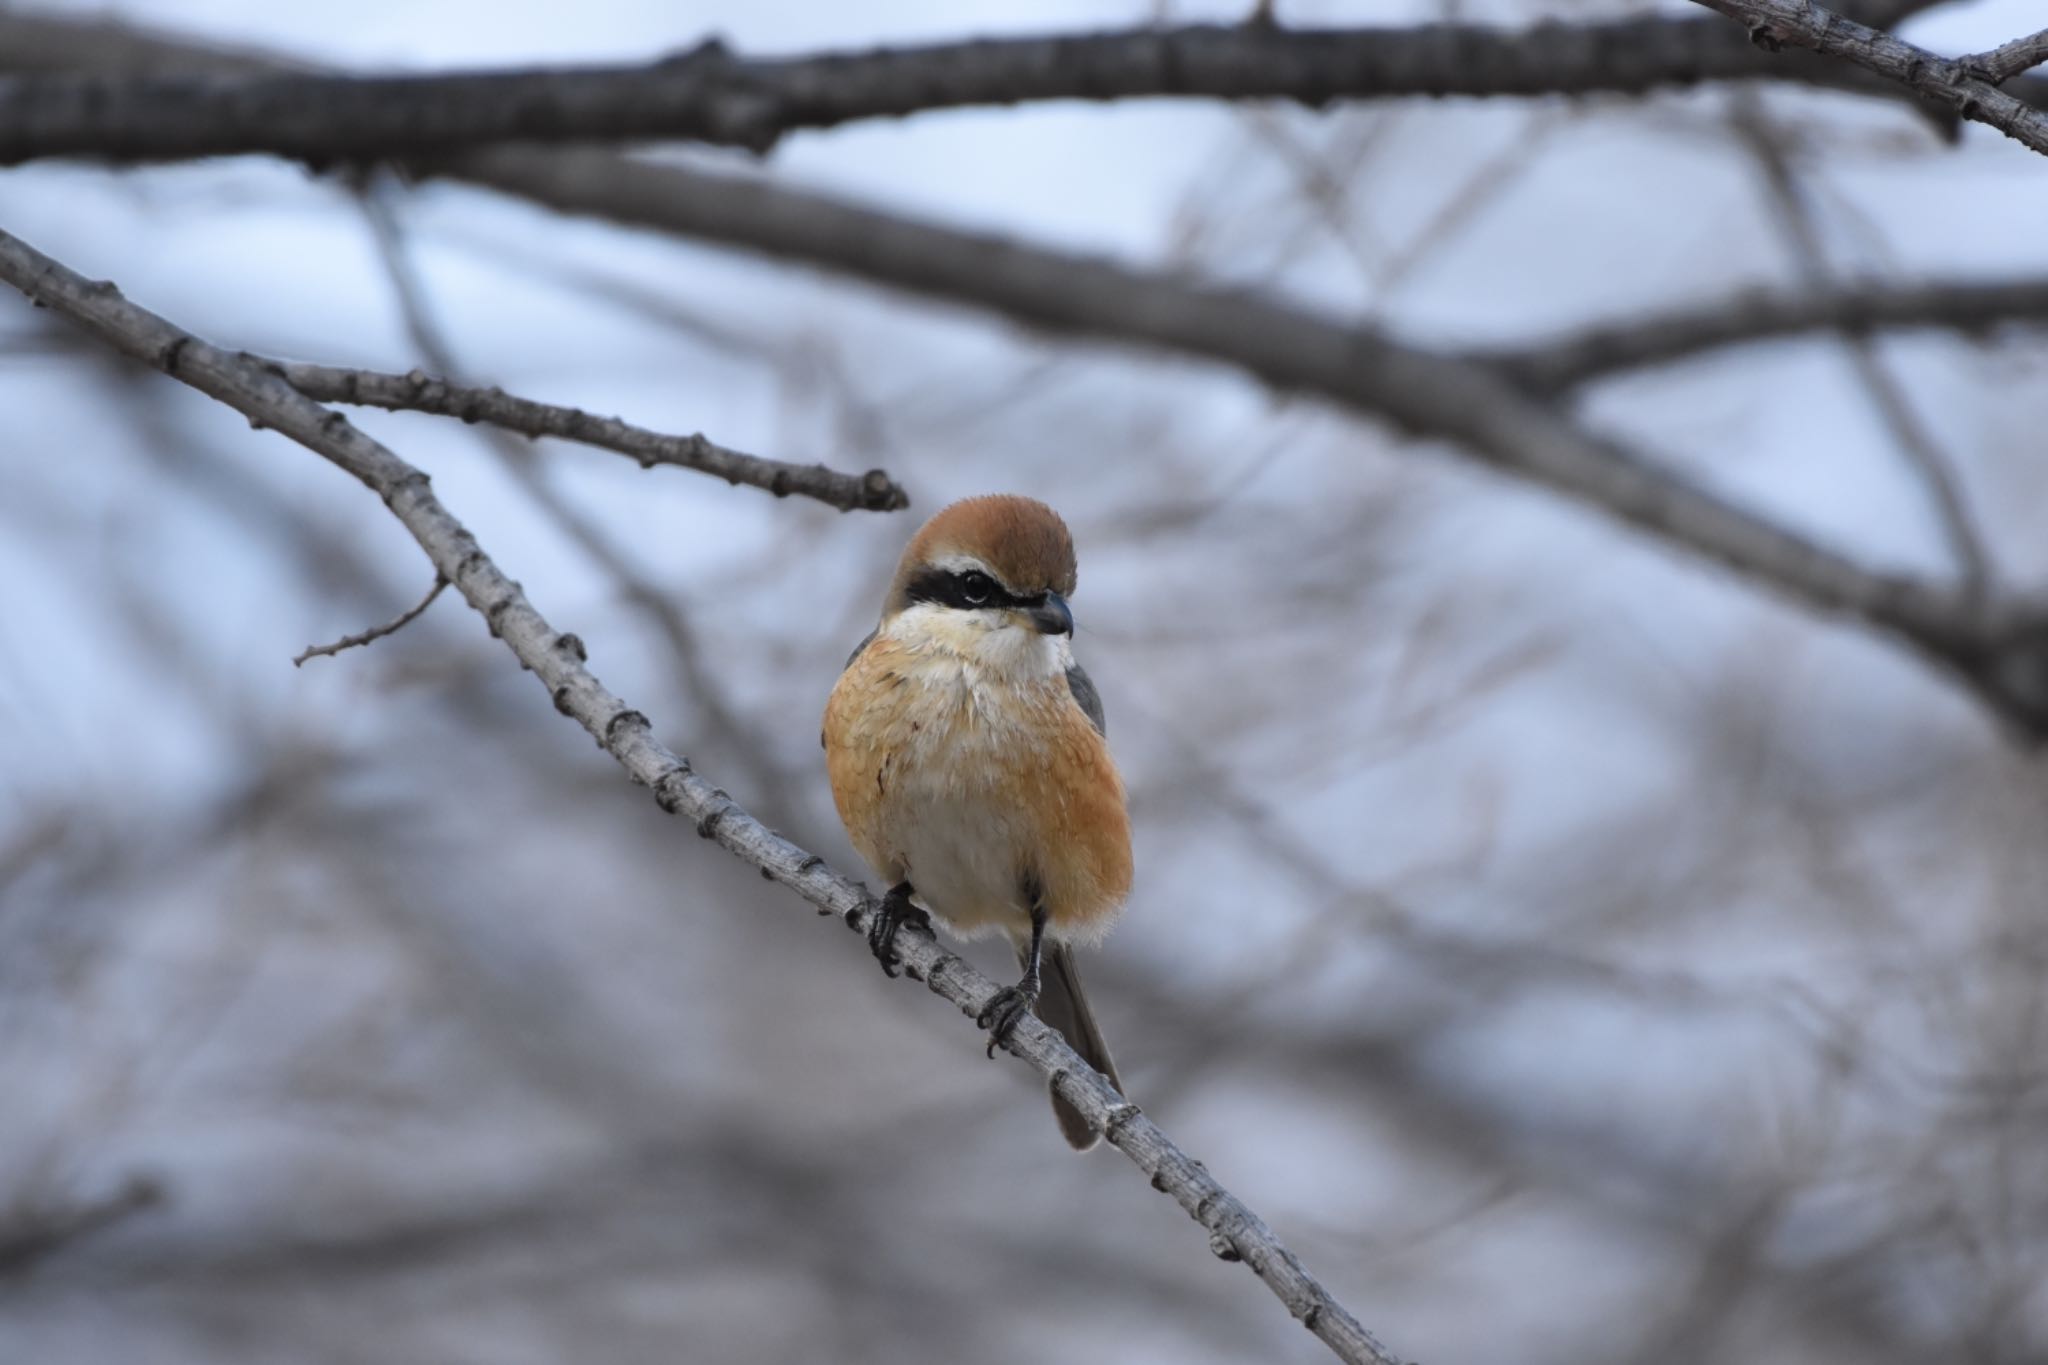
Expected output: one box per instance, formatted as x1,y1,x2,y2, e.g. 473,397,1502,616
977,981,1040,1057
867,884,929,978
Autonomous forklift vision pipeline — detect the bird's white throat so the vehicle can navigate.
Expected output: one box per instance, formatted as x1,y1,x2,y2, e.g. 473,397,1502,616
884,602,1071,685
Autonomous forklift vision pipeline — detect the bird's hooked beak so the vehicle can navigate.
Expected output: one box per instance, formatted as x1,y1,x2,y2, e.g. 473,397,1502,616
1024,591,1073,637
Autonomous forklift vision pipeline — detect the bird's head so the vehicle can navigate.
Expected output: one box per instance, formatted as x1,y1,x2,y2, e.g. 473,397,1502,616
881,495,1078,669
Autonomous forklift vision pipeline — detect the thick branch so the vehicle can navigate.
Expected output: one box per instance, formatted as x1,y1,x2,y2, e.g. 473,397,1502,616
462,154,1917,631
1487,278,2048,393
0,224,1406,1365
1688,0,2048,156
0,14,2038,165
275,359,906,511
438,147,2048,735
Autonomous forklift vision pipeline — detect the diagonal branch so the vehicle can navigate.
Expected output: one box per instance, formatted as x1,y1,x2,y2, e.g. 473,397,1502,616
1687,0,2048,156
0,12,2039,166
441,147,2048,737
349,181,796,811
0,223,1407,1365
278,360,906,511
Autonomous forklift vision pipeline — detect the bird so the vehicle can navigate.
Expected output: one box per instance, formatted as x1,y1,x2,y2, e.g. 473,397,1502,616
822,494,1131,1149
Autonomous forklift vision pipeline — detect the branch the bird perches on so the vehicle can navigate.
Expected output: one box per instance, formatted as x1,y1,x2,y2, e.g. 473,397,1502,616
0,225,1408,1365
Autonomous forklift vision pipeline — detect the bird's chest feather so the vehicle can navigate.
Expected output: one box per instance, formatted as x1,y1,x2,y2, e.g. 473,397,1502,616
885,656,1060,783
841,648,1070,821
824,628,1105,937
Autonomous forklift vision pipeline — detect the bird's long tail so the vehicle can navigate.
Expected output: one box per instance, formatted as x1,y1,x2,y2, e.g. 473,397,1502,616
1029,941,1123,1150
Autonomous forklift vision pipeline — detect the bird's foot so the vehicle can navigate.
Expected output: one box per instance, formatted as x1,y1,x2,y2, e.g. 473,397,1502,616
867,883,930,978
977,978,1040,1058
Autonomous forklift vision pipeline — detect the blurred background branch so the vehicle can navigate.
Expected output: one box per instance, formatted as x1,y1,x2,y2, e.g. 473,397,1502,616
11,10,2046,735
0,1175,164,1280
1483,276,2048,392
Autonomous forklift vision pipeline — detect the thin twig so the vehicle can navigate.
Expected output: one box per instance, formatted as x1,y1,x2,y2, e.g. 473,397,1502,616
339,182,900,515
292,573,447,667
352,184,792,808
1373,107,1563,298
1962,28,2048,85
0,224,1410,1365
276,359,906,511
0,14,2020,165
1688,0,2048,157
1729,93,1993,600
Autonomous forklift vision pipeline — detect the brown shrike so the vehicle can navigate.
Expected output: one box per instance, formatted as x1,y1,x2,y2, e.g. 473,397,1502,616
823,495,1130,1149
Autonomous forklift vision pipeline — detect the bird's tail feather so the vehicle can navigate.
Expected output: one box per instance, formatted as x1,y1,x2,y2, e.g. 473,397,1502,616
1029,942,1122,1150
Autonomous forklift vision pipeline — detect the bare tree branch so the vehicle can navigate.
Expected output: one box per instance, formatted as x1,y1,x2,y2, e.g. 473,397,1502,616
349,181,798,811
274,360,906,510
440,147,2048,736
1729,92,1993,601
293,573,447,666
1961,28,2048,85
0,224,1408,1365
0,13,2038,166
1688,0,2048,156
1487,278,2048,393
11,2,2048,740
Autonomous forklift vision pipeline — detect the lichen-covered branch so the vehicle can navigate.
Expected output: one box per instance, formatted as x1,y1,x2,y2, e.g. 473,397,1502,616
0,224,1406,1365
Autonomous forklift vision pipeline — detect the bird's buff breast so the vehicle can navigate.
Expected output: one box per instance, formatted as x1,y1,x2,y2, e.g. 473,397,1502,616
824,635,1130,945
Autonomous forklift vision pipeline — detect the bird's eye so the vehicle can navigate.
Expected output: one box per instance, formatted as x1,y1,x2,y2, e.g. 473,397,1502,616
957,571,996,606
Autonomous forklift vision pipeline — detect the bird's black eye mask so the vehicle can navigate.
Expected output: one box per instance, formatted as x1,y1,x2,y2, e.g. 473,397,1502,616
905,565,1043,612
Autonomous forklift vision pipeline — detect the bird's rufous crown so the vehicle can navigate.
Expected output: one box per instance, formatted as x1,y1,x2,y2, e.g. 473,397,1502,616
885,494,1077,613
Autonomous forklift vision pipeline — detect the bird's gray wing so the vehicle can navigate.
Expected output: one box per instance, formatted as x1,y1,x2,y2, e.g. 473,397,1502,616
1066,661,1106,737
